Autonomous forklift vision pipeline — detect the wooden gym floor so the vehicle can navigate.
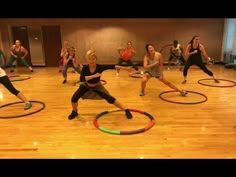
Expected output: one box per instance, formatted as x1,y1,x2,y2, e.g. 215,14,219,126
0,64,236,158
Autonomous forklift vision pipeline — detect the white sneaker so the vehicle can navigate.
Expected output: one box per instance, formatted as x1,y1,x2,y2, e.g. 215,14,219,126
139,92,145,96
181,90,188,96
24,102,32,110
116,73,119,77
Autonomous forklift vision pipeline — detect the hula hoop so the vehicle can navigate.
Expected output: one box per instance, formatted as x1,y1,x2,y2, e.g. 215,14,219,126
159,43,173,53
129,71,144,78
159,90,208,104
74,79,107,87
0,100,46,119
93,109,155,135
8,74,31,82
198,78,236,88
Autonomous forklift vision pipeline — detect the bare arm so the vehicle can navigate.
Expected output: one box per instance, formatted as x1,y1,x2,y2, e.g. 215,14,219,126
85,73,101,81
180,46,184,56
131,49,136,56
115,65,133,72
60,48,67,58
158,53,164,78
143,55,159,69
63,52,69,65
199,44,210,60
21,46,28,58
72,55,79,67
10,45,17,57
0,49,5,58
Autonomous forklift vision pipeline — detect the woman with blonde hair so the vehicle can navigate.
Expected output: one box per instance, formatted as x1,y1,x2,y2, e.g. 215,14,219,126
58,40,70,72
68,50,133,120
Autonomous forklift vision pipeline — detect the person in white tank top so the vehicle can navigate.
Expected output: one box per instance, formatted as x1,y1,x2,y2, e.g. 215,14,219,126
139,44,187,96
167,40,186,70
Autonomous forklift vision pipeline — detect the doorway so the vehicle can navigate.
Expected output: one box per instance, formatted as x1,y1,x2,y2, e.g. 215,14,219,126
41,25,62,67
11,26,32,66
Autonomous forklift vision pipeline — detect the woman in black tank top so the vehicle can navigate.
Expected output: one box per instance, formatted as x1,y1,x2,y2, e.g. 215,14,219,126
182,35,219,84
67,50,133,120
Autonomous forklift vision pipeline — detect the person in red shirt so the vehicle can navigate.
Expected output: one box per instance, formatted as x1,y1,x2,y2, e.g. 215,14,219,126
116,41,139,77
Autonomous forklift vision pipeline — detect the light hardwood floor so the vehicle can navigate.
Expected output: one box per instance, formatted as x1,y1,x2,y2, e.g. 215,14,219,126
0,64,236,158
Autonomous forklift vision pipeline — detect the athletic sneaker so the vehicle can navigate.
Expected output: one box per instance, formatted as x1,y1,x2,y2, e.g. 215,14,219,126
68,110,78,120
181,90,188,96
24,102,32,110
62,79,67,84
116,73,119,77
133,66,139,71
139,92,145,96
125,109,133,119
182,80,187,84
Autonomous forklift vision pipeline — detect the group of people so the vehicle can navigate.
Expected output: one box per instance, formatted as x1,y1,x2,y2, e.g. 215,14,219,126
0,35,219,119
0,40,33,110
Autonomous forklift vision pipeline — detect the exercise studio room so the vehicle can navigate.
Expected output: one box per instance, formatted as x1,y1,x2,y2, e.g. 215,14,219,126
0,18,236,159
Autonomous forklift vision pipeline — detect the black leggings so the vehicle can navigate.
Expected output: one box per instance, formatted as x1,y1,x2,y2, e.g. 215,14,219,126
0,75,20,95
183,59,213,77
117,58,138,70
71,84,116,104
